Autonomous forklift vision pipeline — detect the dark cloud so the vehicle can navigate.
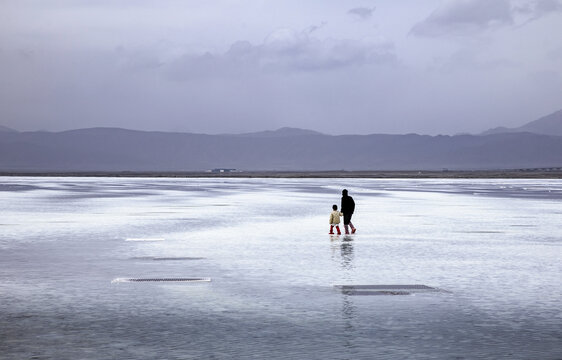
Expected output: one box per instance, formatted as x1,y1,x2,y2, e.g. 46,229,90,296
536,0,562,12
513,0,562,23
411,0,513,37
347,7,376,20
258,28,395,71
304,22,327,35
166,28,396,80
412,0,562,37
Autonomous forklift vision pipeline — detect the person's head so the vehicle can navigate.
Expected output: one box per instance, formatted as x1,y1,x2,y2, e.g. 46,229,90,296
332,204,338,210
342,189,348,196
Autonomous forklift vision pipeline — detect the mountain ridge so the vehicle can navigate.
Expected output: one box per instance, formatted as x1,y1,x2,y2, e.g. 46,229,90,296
482,109,562,136
1,128,560,171
232,127,324,137
0,125,18,133
4,108,561,137
2,110,561,172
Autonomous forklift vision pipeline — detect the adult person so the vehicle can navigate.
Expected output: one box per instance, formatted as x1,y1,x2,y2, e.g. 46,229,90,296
340,189,357,234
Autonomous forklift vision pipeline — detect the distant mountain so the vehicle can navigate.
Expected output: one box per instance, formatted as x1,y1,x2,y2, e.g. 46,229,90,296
482,109,562,136
0,125,17,132
1,127,561,171
236,127,324,137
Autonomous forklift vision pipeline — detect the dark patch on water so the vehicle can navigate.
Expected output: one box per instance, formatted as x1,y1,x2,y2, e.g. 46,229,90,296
129,257,205,261
378,184,562,200
337,285,436,290
343,290,411,296
0,184,42,192
334,284,447,296
153,257,205,261
113,277,210,283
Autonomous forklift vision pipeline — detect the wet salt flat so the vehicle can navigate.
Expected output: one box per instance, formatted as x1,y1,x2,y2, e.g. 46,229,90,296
0,177,561,359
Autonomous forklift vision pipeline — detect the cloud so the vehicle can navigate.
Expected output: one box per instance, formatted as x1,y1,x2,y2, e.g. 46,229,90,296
512,0,562,23
411,0,513,37
347,7,376,20
411,0,562,37
166,28,396,80
260,28,394,70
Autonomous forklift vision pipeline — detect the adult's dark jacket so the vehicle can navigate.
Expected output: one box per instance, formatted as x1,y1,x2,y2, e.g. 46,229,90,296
341,193,355,215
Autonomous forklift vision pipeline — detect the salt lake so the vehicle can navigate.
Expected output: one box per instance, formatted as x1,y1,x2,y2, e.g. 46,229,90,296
1,177,561,359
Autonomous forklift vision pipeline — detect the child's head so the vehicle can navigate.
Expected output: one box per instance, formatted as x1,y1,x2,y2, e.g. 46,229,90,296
332,204,338,210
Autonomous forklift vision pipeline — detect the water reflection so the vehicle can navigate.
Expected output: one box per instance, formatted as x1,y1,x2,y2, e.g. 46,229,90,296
332,235,358,355
340,236,354,271
342,294,357,354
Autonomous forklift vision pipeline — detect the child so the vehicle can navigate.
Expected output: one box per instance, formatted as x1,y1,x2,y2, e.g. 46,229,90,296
329,204,342,235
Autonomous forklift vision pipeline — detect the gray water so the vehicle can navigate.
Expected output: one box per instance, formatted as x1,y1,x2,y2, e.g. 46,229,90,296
1,177,561,359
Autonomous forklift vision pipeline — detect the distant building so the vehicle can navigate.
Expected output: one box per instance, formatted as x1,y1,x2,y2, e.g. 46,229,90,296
209,168,238,173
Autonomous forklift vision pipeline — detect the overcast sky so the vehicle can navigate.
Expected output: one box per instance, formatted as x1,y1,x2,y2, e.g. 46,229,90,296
1,0,561,135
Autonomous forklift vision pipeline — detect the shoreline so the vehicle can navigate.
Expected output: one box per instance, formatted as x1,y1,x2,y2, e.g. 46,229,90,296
1,170,562,179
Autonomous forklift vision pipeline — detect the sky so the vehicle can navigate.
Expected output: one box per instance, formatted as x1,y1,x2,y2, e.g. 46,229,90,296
1,0,561,135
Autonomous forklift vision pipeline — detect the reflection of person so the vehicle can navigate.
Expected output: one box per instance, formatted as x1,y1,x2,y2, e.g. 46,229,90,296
340,238,354,270
329,204,342,235
341,189,357,234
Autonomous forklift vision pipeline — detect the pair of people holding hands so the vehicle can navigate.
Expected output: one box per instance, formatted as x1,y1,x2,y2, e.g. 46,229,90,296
329,189,357,235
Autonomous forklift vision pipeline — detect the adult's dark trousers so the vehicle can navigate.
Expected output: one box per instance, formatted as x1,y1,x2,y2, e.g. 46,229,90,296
343,213,353,225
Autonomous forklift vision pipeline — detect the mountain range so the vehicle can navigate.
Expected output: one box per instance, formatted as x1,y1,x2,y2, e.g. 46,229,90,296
0,125,17,133
1,111,561,172
481,109,562,136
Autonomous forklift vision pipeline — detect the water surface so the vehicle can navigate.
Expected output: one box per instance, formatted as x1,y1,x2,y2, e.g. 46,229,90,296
1,177,561,359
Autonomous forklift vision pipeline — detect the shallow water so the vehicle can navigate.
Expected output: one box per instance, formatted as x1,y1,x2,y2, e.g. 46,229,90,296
1,177,561,359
